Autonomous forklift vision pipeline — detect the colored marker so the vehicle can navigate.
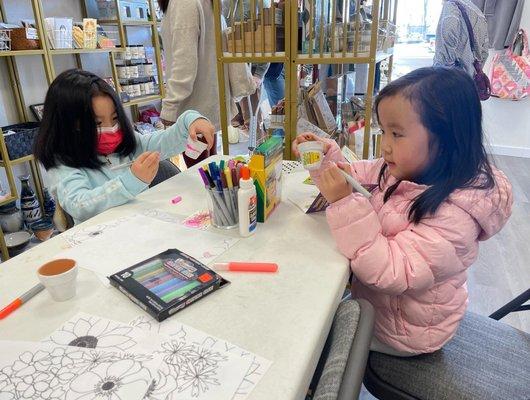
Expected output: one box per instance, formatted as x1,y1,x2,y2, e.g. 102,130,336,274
161,281,201,303
152,278,189,296
213,262,279,273
144,273,174,289
231,168,238,188
132,259,163,276
0,284,45,319
137,267,166,284
219,172,235,221
338,169,372,198
225,167,238,216
133,262,163,281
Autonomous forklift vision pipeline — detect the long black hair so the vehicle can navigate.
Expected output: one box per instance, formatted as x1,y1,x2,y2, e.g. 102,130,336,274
374,67,495,224
34,69,137,170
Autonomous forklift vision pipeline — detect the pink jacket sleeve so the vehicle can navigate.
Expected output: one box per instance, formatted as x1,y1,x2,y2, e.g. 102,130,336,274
326,193,479,295
309,140,383,185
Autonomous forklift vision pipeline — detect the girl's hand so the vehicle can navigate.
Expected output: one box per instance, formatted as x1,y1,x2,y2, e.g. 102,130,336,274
292,132,331,159
319,162,352,203
131,151,160,184
189,118,215,150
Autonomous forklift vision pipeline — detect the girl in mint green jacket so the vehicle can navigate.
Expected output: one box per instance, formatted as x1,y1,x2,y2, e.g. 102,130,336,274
35,69,214,224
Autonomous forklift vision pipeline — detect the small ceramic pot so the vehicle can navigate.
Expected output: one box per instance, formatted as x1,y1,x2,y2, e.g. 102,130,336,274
31,218,55,242
5,230,32,257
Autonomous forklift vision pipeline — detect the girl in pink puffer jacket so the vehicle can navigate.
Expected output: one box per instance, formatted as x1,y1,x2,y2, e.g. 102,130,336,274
293,67,513,356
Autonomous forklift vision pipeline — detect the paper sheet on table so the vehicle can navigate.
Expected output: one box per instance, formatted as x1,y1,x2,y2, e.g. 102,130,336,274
287,171,326,213
55,214,239,279
0,340,161,400
130,315,273,400
41,312,251,400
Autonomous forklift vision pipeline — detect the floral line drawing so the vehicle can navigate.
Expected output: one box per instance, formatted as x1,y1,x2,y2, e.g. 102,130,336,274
156,339,228,398
0,344,154,400
45,314,137,352
130,315,272,399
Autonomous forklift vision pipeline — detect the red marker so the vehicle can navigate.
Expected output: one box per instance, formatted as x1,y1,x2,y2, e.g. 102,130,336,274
0,283,45,319
213,262,278,273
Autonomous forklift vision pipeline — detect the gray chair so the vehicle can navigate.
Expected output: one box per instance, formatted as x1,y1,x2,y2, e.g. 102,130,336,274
307,299,375,400
149,159,181,187
364,289,530,400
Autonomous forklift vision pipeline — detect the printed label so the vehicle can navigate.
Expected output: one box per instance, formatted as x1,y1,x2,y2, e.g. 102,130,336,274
163,258,198,280
302,151,322,166
249,195,257,232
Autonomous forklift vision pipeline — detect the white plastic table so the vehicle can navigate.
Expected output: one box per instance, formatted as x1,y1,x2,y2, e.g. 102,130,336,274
0,157,350,400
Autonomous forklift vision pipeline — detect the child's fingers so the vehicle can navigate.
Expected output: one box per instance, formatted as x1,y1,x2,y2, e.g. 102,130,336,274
336,161,353,176
136,151,152,163
142,152,160,168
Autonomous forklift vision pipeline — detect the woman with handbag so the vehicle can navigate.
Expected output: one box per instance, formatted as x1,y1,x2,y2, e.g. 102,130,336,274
434,0,489,77
434,0,491,100
158,0,219,167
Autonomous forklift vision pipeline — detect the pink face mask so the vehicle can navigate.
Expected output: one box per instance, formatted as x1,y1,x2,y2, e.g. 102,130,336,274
96,124,123,156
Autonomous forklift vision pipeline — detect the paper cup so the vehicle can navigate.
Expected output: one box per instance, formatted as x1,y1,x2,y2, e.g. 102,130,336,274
37,259,78,302
185,136,208,159
298,141,324,170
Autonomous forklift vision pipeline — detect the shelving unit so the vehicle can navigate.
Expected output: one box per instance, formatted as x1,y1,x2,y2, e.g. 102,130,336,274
212,0,398,160
0,0,165,260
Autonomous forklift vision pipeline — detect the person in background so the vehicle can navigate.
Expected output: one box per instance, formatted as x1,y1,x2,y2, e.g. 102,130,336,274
434,0,489,77
264,63,285,111
35,69,214,224
158,0,219,167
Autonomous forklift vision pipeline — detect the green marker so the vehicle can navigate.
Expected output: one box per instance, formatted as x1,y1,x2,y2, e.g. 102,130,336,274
133,260,163,280
137,267,165,283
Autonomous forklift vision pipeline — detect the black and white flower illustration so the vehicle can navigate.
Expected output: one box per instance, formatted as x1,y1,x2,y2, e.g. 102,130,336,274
158,341,195,369
143,363,178,400
178,360,220,398
65,359,152,400
47,314,137,351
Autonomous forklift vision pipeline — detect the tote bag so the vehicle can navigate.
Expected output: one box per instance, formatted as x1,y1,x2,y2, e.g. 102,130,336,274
490,29,530,100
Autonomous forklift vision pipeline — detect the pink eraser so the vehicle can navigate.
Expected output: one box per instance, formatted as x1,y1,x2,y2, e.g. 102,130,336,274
171,196,182,204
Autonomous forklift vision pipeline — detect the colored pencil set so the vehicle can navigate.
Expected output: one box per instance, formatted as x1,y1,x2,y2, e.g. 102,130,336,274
198,160,247,228
109,249,228,321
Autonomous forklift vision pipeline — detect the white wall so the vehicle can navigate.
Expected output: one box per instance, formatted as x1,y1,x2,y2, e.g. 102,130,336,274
481,0,530,158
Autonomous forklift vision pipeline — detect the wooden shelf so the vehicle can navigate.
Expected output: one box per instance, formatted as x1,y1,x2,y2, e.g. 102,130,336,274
0,49,45,57
123,94,162,107
0,155,35,167
49,48,124,55
99,19,155,26
0,196,17,208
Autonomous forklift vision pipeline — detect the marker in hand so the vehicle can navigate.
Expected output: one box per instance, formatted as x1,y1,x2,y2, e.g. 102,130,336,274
338,168,372,199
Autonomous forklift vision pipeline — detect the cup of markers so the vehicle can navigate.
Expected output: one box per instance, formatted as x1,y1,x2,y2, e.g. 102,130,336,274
198,159,243,229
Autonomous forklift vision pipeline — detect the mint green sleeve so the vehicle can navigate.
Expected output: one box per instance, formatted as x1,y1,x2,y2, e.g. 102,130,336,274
49,166,148,223
134,109,205,159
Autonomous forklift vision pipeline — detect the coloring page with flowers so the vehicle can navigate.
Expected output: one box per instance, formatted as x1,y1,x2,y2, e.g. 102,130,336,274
0,340,161,400
42,313,250,400
130,315,273,400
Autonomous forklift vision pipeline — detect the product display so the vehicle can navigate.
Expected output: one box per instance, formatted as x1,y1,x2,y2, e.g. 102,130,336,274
18,175,42,228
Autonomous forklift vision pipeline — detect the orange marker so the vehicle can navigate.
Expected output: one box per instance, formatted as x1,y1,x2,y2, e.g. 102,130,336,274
0,283,44,319
213,262,278,273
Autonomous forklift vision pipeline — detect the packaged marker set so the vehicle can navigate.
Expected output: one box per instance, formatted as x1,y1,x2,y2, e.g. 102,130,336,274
108,249,229,321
